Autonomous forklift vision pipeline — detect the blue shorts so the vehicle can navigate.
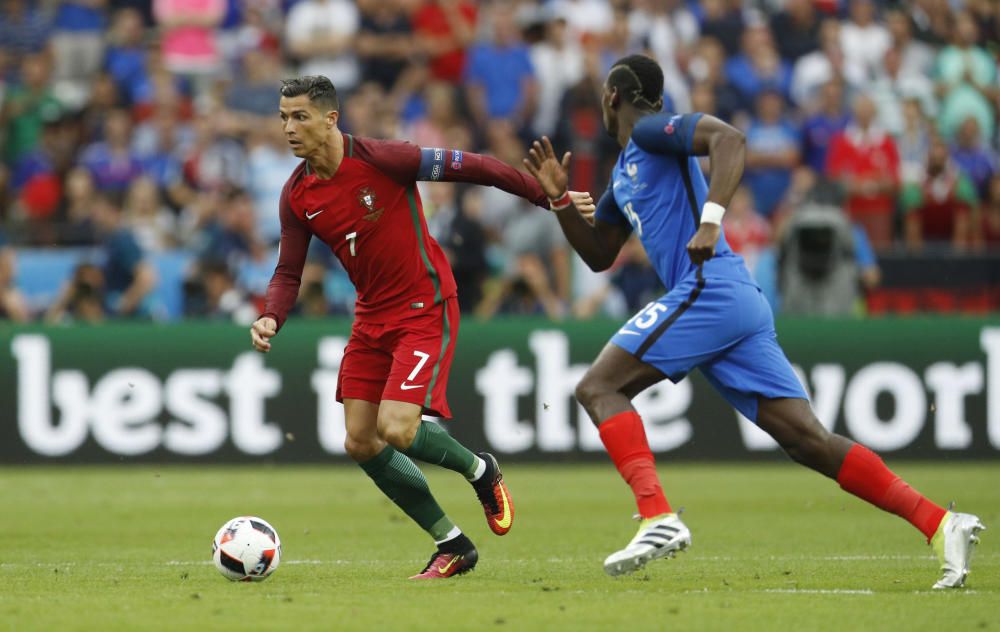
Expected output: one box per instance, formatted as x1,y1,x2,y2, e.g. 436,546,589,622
610,275,807,422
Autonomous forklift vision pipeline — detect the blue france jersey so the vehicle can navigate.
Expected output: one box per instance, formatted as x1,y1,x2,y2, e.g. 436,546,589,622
595,112,754,292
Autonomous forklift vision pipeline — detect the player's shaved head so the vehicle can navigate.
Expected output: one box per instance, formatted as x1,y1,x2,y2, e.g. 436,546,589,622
607,55,664,112
280,75,339,113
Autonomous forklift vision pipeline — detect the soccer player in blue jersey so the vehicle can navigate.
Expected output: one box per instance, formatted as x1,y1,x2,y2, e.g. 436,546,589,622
523,55,984,587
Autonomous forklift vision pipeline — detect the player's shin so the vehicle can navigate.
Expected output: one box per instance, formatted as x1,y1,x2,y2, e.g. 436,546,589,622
400,420,482,479
359,445,457,541
598,411,672,519
836,443,947,541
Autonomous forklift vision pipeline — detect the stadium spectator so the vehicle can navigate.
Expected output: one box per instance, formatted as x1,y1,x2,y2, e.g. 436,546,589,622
132,107,194,208
687,37,741,123
49,0,108,109
868,46,936,138
629,0,698,114
1,53,62,166
950,117,998,198
464,3,538,138
0,0,52,60
123,175,176,252
92,194,157,317
897,97,933,186
412,0,477,85
245,124,300,246
724,21,791,112
181,112,246,192
935,11,996,142
0,230,30,321
550,0,613,42
285,0,360,94
528,7,583,139
153,0,227,90
183,257,255,322
104,7,152,107
902,134,978,252
885,8,935,81
698,0,743,57
44,261,107,324
790,18,863,109
801,79,849,174
79,108,144,195
356,0,414,94
980,174,1000,248
57,167,100,246
223,47,285,120
839,0,890,83
770,0,820,63
744,88,800,218
825,94,900,250
723,185,772,276
425,183,489,313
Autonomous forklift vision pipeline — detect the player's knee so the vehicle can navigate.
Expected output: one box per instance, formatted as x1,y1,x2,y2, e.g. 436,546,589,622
376,412,419,450
344,435,382,462
575,375,613,411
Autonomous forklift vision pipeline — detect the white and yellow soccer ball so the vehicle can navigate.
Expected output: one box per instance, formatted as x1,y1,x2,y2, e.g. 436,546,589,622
212,516,282,582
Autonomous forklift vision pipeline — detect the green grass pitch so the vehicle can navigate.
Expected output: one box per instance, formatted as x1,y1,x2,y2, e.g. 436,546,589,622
2,462,997,631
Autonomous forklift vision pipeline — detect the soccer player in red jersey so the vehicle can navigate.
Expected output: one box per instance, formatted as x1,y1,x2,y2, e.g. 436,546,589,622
249,76,591,579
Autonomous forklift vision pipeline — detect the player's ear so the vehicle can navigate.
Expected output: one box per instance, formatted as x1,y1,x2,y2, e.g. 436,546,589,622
609,87,621,109
327,110,339,129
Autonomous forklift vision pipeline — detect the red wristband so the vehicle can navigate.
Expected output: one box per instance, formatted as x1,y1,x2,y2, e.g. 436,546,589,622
548,191,572,210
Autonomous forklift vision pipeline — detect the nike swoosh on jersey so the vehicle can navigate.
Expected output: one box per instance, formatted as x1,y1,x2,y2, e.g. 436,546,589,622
305,209,325,220
617,329,642,336
400,382,425,391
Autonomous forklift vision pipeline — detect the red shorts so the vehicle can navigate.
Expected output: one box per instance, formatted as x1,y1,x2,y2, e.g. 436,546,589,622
336,298,459,418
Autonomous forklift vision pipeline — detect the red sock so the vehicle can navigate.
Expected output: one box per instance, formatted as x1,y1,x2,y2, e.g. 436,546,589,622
836,444,947,542
598,411,672,519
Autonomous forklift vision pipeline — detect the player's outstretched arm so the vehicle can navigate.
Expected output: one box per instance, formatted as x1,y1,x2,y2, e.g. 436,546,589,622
524,137,629,272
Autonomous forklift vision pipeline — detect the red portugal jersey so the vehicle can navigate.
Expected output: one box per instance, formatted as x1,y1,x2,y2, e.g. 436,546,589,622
263,132,548,327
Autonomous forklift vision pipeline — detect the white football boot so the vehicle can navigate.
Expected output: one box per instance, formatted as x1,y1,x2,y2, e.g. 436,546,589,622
603,512,691,576
931,511,986,589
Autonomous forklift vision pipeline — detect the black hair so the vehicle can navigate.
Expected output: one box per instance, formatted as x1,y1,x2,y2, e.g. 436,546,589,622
607,55,664,112
280,75,339,112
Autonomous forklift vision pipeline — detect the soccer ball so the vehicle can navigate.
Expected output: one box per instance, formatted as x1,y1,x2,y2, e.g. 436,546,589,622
212,516,282,582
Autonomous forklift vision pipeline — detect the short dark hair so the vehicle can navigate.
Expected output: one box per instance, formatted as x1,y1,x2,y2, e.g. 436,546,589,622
280,75,339,112
607,55,664,112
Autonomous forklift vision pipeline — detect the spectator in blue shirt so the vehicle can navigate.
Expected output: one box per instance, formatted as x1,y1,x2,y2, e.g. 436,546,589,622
79,108,144,194
92,194,157,317
465,3,537,136
0,0,52,59
801,78,850,173
104,8,150,107
951,116,997,198
745,89,801,217
724,22,792,113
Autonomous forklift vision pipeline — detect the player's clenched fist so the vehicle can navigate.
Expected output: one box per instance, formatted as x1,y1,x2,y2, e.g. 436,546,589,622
686,223,720,265
250,317,277,352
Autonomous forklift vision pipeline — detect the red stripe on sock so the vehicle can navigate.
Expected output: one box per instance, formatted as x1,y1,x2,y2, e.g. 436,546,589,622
836,444,946,541
598,411,671,518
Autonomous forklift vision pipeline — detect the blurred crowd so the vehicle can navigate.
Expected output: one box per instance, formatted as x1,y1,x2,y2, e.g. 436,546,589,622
1,0,999,324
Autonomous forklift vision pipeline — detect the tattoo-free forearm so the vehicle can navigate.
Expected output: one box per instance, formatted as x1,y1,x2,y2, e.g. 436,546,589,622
705,130,745,207
552,205,617,272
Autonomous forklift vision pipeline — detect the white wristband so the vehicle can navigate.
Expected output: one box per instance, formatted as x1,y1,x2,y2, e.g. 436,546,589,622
701,201,726,225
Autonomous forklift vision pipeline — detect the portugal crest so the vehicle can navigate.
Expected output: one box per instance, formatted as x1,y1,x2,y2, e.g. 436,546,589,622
357,186,384,221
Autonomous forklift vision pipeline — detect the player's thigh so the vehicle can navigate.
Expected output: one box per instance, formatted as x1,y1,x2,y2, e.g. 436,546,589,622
336,327,393,406
609,278,746,383
579,342,667,400
701,327,808,423
383,299,458,418
343,398,384,459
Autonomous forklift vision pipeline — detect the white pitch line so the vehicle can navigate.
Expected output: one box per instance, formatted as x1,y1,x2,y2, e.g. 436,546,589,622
762,589,875,595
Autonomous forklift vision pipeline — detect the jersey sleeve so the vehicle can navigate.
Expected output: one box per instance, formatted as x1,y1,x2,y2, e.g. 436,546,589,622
630,112,704,156
594,182,631,230
261,182,311,331
358,136,549,208
417,147,549,209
